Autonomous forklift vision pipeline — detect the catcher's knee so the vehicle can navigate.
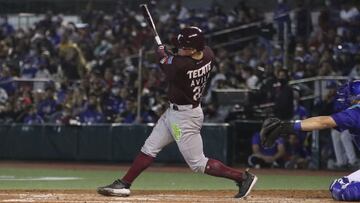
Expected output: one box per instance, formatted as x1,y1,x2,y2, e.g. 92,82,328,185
330,178,344,201
330,177,360,201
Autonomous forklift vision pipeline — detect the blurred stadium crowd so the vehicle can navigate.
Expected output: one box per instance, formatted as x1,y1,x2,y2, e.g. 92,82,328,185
0,0,358,170
0,0,359,128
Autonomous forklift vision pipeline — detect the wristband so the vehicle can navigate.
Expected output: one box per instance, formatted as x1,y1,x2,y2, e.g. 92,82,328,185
293,120,302,132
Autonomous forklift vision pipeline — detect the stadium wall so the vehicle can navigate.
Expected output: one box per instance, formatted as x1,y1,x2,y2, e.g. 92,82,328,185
0,124,233,164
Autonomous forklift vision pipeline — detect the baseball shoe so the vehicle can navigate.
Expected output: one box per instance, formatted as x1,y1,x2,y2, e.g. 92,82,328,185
234,169,258,199
97,179,131,197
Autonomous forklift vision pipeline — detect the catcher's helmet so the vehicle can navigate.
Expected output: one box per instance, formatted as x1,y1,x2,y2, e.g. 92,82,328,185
349,80,360,102
172,26,205,51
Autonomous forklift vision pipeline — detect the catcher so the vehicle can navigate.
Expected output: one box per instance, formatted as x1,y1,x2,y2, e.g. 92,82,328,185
260,80,360,201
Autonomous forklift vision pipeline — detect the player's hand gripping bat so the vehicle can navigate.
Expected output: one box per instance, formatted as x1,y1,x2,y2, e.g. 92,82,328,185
140,4,162,45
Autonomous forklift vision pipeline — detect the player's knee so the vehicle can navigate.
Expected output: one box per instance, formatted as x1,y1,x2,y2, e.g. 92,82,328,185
189,165,204,173
329,178,343,201
140,146,157,158
329,177,360,201
188,158,208,173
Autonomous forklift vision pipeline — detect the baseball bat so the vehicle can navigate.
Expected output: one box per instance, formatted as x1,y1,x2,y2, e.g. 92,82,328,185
140,4,162,45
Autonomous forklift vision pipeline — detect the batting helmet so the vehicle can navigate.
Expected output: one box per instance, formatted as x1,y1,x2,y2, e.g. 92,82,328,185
172,26,205,51
349,80,360,102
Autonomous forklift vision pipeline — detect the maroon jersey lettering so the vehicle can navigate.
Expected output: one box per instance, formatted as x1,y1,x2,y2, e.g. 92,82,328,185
156,46,215,106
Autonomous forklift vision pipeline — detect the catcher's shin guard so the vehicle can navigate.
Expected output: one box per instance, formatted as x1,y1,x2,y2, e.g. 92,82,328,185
330,177,360,201
97,179,131,197
234,169,258,199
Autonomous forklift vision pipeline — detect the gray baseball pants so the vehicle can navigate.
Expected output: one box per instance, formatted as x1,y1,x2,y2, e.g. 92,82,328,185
141,104,209,173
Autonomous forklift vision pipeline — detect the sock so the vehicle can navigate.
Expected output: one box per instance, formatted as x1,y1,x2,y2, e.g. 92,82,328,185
347,169,360,182
122,152,154,184
204,158,243,182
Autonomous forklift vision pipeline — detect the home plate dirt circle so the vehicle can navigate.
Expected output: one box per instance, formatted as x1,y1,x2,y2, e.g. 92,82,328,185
0,190,332,203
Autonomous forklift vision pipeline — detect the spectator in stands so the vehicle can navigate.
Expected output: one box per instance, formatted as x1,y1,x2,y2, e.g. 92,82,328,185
0,87,8,105
268,44,283,64
294,0,313,43
329,83,359,170
203,61,227,104
0,0,358,125
248,132,286,168
37,86,57,121
5,92,30,123
120,99,137,124
0,66,15,96
313,1,340,48
21,51,39,79
102,84,125,123
284,134,310,169
292,58,306,80
33,58,52,92
273,68,294,120
59,34,88,80
292,85,309,119
24,105,44,124
0,15,14,38
69,86,87,117
318,61,337,76
241,66,259,90
294,44,312,64
273,0,291,43
349,55,360,77
203,103,222,123
170,0,189,21
238,46,258,68
78,94,104,124
334,48,356,75
338,1,359,37
138,102,160,124
0,40,9,59
88,69,107,98
330,130,359,170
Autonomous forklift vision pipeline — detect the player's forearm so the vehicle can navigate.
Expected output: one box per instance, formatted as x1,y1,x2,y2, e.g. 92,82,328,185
299,116,337,131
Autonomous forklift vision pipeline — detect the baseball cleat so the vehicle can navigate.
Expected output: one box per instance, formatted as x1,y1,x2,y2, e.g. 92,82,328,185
234,169,258,199
97,179,131,197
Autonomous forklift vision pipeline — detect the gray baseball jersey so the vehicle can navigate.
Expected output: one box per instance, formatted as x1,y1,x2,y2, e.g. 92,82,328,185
141,46,214,172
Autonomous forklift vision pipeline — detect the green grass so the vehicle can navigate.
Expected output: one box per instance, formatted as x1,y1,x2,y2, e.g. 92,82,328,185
0,167,338,190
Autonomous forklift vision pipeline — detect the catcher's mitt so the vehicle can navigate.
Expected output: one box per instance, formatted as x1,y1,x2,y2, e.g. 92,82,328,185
260,118,295,147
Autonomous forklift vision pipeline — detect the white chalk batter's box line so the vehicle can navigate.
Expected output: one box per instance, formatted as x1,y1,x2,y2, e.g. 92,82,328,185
0,176,83,181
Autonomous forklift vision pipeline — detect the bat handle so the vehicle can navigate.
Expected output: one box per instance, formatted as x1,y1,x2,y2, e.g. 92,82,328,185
155,35,162,45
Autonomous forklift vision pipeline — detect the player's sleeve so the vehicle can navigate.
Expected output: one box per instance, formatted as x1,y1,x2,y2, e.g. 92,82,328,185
331,109,358,132
155,45,177,78
155,45,175,66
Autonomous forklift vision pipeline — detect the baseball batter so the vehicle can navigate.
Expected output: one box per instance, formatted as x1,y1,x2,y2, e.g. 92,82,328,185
260,80,360,201
97,26,257,198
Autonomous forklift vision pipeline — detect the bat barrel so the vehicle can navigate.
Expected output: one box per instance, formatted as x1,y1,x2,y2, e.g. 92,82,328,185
140,4,162,45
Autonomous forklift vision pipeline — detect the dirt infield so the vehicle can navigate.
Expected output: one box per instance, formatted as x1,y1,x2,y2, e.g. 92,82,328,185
0,190,334,203
0,160,348,176
0,161,347,202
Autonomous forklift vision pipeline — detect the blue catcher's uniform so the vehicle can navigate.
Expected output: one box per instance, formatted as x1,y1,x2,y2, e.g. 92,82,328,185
331,105,360,147
329,80,360,201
